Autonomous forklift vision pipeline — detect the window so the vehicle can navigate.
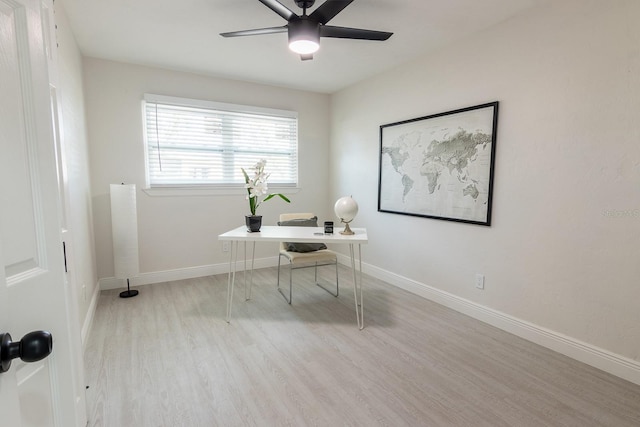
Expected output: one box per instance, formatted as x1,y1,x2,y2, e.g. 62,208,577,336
142,94,298,188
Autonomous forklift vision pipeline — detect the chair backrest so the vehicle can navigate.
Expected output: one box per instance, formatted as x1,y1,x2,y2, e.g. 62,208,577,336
279,213,316,222
278,213,316,251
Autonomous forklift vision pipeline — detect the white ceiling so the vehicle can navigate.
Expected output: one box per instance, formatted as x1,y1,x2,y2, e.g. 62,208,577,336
60,0,546,94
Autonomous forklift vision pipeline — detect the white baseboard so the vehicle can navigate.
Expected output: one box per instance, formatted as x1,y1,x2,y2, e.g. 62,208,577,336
340,254,640,386
97,254,640,386
98,256,280,290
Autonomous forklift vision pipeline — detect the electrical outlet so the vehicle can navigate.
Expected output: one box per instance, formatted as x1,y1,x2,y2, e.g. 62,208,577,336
475,274,485,290
222,241,230,252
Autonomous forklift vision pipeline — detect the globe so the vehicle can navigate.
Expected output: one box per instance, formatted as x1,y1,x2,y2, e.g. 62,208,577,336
334,196,358,235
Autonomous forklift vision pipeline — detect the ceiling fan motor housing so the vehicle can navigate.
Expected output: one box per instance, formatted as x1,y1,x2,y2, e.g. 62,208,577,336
295,0,315,9
288,17,320,52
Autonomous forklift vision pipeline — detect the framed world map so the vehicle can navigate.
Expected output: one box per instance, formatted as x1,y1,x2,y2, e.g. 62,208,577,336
378,102,499,226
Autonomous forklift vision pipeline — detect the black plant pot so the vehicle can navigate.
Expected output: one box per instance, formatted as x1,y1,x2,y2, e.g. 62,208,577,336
245,215,262,232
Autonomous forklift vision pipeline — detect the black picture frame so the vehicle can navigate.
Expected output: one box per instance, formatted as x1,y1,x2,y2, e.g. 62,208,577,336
378,102,499,226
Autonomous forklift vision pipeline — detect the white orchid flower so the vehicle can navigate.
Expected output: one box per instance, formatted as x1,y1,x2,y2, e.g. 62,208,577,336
241,159,290,216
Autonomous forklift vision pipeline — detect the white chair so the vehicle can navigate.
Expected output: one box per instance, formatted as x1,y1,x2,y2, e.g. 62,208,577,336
277,213,339,304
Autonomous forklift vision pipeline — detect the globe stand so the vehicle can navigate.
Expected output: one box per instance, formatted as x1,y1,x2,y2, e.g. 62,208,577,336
340,220,355,235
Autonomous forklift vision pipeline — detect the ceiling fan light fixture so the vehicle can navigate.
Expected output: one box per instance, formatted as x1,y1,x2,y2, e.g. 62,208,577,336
289,39,319,54
288,18,320,54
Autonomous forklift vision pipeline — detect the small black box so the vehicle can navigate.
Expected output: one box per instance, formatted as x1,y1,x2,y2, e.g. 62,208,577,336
324,221,334,234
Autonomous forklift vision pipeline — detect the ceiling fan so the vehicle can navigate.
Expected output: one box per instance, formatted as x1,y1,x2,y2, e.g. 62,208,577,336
220,0,393,61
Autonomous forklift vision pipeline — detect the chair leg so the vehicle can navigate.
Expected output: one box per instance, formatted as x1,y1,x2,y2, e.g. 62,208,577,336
315,260,339,297
277,254,292,304
289,262,293,303
278,257,339,303
277,253,281,289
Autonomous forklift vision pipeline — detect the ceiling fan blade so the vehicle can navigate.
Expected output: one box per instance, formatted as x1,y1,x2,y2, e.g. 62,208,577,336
300,53,314,61
320,25,393,41
220,26,288,37
259,0,297,21
309,0,353,24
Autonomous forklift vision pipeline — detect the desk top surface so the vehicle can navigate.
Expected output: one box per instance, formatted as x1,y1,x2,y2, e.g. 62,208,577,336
219,225,368,244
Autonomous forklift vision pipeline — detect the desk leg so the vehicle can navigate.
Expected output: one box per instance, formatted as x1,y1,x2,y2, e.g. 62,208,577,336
244,241,256,301
349,243,364,330
242,242,247,300
226,241,238,323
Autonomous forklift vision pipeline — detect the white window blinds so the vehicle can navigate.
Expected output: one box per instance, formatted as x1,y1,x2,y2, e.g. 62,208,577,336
143,94,298,187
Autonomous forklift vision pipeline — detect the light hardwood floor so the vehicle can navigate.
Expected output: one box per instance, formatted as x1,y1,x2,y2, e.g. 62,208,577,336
85,266,640,426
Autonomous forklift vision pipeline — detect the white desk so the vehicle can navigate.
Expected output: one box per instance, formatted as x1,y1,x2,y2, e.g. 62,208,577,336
218,225,368,329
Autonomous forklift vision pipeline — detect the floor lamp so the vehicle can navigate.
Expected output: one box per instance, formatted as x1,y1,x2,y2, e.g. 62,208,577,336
110,183,140,298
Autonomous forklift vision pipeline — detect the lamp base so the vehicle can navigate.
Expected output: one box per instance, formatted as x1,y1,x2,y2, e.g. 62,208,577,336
340,221,355,235
119,289,139,298
119,278,139,298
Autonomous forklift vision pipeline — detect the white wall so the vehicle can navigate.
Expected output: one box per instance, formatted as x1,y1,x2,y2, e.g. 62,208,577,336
331,0,639,368
82,59,331,281
55,4,99,340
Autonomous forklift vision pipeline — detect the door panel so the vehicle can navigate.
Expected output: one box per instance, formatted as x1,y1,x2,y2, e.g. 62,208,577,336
0,0,42,278
17,362,54,426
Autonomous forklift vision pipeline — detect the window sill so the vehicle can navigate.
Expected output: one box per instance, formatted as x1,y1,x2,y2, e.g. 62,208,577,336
142,186,300,197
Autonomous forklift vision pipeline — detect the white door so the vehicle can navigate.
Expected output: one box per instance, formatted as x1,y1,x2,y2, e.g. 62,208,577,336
0,0,85,425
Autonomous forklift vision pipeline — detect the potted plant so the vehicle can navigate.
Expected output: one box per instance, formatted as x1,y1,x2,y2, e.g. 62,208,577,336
242,159,290,232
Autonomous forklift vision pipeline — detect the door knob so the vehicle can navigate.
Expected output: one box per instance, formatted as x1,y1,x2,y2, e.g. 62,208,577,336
0,330,53,373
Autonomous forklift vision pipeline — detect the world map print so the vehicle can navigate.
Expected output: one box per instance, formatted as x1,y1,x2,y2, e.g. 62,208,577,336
378,104,497,225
